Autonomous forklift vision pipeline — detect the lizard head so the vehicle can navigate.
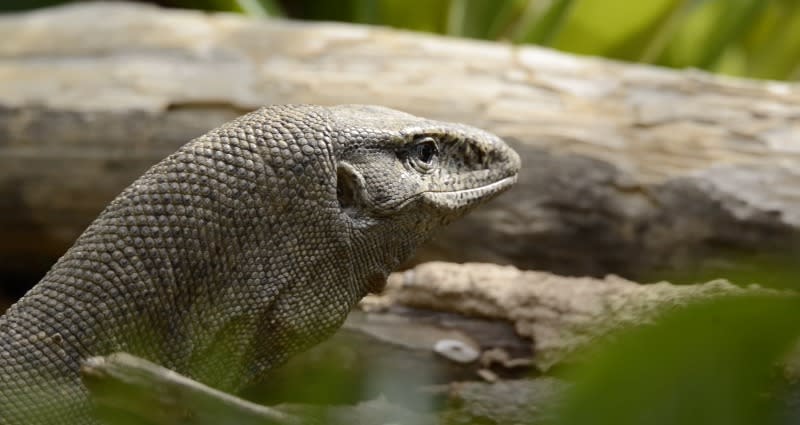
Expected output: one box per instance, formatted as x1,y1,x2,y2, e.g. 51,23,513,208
329,105,520,283
332,105,520,223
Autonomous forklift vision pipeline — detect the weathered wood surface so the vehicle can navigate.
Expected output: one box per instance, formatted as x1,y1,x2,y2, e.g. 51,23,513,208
81,353,299,425
1,2,800,286
82,350,561,425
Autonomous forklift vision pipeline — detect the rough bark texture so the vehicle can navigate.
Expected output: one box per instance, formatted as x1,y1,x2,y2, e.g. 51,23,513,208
2,2,800,288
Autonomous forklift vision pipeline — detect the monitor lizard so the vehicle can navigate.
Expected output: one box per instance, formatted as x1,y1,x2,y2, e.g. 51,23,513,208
0,104,520,424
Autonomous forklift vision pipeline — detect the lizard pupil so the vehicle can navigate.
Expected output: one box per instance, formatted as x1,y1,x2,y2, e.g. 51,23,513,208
414,139,438,164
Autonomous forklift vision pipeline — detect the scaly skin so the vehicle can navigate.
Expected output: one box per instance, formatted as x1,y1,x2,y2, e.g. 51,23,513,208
0,104,520,424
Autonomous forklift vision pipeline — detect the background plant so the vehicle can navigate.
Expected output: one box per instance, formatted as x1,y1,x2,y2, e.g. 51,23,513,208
4,0,798,81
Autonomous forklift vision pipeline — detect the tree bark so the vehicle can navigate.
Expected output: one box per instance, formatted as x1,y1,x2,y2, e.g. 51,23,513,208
1,2,799,287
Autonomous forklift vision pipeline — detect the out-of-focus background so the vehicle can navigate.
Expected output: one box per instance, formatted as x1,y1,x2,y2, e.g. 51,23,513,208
2,2,800,425
4,0,800,81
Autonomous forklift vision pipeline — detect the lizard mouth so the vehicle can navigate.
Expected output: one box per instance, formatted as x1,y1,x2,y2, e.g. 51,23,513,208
383,173,518,212
420,175,518,210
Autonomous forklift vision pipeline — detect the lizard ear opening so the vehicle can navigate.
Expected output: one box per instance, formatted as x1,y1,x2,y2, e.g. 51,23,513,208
337,163,362,218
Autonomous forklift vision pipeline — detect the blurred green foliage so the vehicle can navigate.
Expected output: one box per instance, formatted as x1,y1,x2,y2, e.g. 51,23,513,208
3,0,798,80
650,249,800,291
549,293,800,425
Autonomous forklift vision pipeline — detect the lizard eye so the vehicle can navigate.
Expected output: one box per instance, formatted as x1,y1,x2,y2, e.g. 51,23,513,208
408,137,439,172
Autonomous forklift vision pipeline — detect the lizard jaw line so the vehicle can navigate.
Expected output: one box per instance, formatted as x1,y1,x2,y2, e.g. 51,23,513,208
419,175,518,209
377,175,518,212
424,175,518,196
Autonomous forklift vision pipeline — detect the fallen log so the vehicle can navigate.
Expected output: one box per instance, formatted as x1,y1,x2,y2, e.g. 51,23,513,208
80,353,299,425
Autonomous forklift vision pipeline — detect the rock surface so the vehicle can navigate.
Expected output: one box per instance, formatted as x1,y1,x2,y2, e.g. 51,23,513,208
367,262,754,370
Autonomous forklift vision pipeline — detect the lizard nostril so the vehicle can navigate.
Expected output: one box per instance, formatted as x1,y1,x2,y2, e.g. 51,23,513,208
461,144,489,170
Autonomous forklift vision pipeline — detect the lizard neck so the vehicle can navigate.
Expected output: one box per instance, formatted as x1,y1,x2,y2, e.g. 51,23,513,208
347,210,433,295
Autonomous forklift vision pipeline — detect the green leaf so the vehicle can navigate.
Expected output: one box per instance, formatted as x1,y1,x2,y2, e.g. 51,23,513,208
377,0,450,34
236,0,284,17
647,249,800,291
547,0,684,58
746,0,800,80
446,0,525,39
661,0,767,71
352,0,380,24
658,0,718,68
550,293,800,425
702,0,766,71
634,0,695,63
513,0,577,46
485,0,529,40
